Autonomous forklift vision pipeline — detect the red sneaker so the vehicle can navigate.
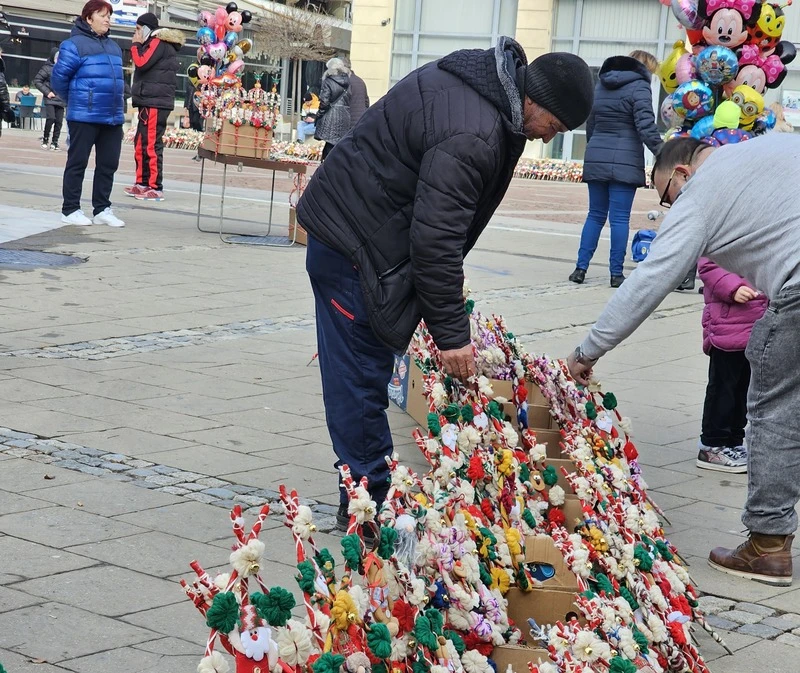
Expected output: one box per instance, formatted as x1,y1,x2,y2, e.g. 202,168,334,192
135,189,164,201
124,184,147,198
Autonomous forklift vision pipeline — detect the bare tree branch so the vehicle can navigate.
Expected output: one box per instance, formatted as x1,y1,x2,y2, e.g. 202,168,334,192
247,5,336,62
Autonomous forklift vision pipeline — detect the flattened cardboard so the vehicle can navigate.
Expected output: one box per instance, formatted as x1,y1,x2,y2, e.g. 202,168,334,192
532,429,564,459
506,586,585,631
491,645,552,673
523,534,578,591
289,207,307,245
563,495,585,528
545,458,577,493
405,357,430,428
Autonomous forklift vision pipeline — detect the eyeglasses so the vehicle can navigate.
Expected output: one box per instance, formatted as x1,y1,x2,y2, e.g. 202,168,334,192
659,168,678,209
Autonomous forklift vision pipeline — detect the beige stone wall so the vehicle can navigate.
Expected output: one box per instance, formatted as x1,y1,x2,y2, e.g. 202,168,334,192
349,0,395,100
516,0,555,61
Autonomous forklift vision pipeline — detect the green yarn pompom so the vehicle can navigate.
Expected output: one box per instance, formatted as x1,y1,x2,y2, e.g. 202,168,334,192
425,607,444,636
655,539,675,561
594,572,615,596
443,404,460,421
634,544,654,572
585,401,598,420
487,400,504,420
413,655,431,673
205,591,239,633
603,392,618,410
296,559,316,595
341,534,362,573
444,630,466,655
414,614,440,651
632,625,649,655
461,404,475,423
620,586,639,611
465,299,475,315
367,622,393,659
378,526,398,560
522,507,536,529
609,656,637,673
313,652,345,673
253,587,295,626
542,465,558,487
427,412,442,435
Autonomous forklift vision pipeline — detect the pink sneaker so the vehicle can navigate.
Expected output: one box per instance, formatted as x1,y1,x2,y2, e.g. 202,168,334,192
135,189,164,202
124,185,147,198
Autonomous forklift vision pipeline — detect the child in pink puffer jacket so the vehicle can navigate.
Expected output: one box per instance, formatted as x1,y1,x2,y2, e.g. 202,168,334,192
697,258,768,473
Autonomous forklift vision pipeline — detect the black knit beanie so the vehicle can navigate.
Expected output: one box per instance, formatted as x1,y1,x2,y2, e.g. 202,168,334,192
525,53,594,130
136,12,159,31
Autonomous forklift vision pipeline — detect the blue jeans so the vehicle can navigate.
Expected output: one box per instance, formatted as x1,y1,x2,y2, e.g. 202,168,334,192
306,236,395,504
576,181,638,277
297,121,316,142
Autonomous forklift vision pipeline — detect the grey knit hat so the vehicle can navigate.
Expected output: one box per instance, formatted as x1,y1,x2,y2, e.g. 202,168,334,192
525,53,594,130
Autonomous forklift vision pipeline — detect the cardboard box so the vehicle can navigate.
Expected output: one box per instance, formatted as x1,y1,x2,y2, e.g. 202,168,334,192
491,645,552,673
506,587,585,631
523,533,578,591
289,207,307,245
202,123,273,159
391,358,553,431
532,429,564,459
562,495,585,528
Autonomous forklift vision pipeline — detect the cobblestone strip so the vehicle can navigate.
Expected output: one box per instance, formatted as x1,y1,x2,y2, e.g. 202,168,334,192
0,427,338,531
697,596,800,648
0,315,315,361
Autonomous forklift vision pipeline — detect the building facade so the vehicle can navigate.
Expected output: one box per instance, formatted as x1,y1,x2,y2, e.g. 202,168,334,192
350,0,800,159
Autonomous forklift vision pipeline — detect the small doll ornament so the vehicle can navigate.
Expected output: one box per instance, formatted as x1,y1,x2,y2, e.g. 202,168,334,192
232,605,280,673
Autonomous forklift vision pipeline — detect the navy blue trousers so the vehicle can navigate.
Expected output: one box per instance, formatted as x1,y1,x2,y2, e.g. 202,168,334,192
306,236,395,505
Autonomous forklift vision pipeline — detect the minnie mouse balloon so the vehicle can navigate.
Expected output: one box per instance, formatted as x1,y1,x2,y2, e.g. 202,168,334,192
698,0,762,50
673,80,715,120
225,11,244,33
695,46,739,85
671,0,705,29
196,27,215,45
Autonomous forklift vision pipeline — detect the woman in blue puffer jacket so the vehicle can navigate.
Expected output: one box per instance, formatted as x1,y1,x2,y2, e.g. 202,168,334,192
51,0,126,227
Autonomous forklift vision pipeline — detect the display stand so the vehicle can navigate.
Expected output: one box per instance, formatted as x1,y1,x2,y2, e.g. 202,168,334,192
194,147,310,247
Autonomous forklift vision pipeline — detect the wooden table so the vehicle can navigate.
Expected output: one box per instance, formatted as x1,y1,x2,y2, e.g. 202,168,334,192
195,147,312,246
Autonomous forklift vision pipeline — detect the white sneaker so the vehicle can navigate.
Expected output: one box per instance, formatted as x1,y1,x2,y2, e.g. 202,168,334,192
93,208,125,228
61,210,92,226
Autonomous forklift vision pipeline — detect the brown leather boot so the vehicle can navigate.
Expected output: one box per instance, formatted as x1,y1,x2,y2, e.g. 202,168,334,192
708,534,794,586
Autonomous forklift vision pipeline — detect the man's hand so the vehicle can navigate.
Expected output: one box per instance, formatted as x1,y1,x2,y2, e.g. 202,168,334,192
567,352,594,386
734,286,759,303
440,345,475,382
47,92,55,99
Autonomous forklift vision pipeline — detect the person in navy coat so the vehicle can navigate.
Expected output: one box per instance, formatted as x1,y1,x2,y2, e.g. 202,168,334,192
52,0,126,227
569,51,663,288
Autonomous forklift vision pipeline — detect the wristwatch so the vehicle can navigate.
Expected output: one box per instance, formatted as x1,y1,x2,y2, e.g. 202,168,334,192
573,345,599,367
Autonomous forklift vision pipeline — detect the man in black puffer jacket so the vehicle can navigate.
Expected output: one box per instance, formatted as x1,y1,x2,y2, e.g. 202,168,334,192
297,37,594,527
126,13,184,202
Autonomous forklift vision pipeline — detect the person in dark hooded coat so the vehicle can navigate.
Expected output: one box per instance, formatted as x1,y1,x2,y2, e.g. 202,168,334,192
296,37,594,529
569,50,663,288
314,57,351,160
34,48,66,150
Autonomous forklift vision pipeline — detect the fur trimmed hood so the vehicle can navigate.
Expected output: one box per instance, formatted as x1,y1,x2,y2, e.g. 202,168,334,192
154,28,185,49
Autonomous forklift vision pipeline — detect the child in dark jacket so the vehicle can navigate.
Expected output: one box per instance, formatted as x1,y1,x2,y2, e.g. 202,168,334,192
697,258,768,472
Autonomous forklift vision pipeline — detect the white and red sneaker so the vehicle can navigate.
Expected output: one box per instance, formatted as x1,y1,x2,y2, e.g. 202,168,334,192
135,189,164,202
124,184,147,198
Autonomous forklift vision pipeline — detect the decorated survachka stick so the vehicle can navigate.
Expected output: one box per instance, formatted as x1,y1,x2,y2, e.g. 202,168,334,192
279,485,327,651
339,465,380,543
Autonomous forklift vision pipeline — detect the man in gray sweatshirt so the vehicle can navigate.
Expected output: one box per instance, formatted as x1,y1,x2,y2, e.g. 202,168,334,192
568,134,800,587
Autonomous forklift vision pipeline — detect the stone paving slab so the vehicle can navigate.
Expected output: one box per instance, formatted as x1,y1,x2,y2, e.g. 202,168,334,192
0,602,158,662
0,538,99,585
13,566,182,618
